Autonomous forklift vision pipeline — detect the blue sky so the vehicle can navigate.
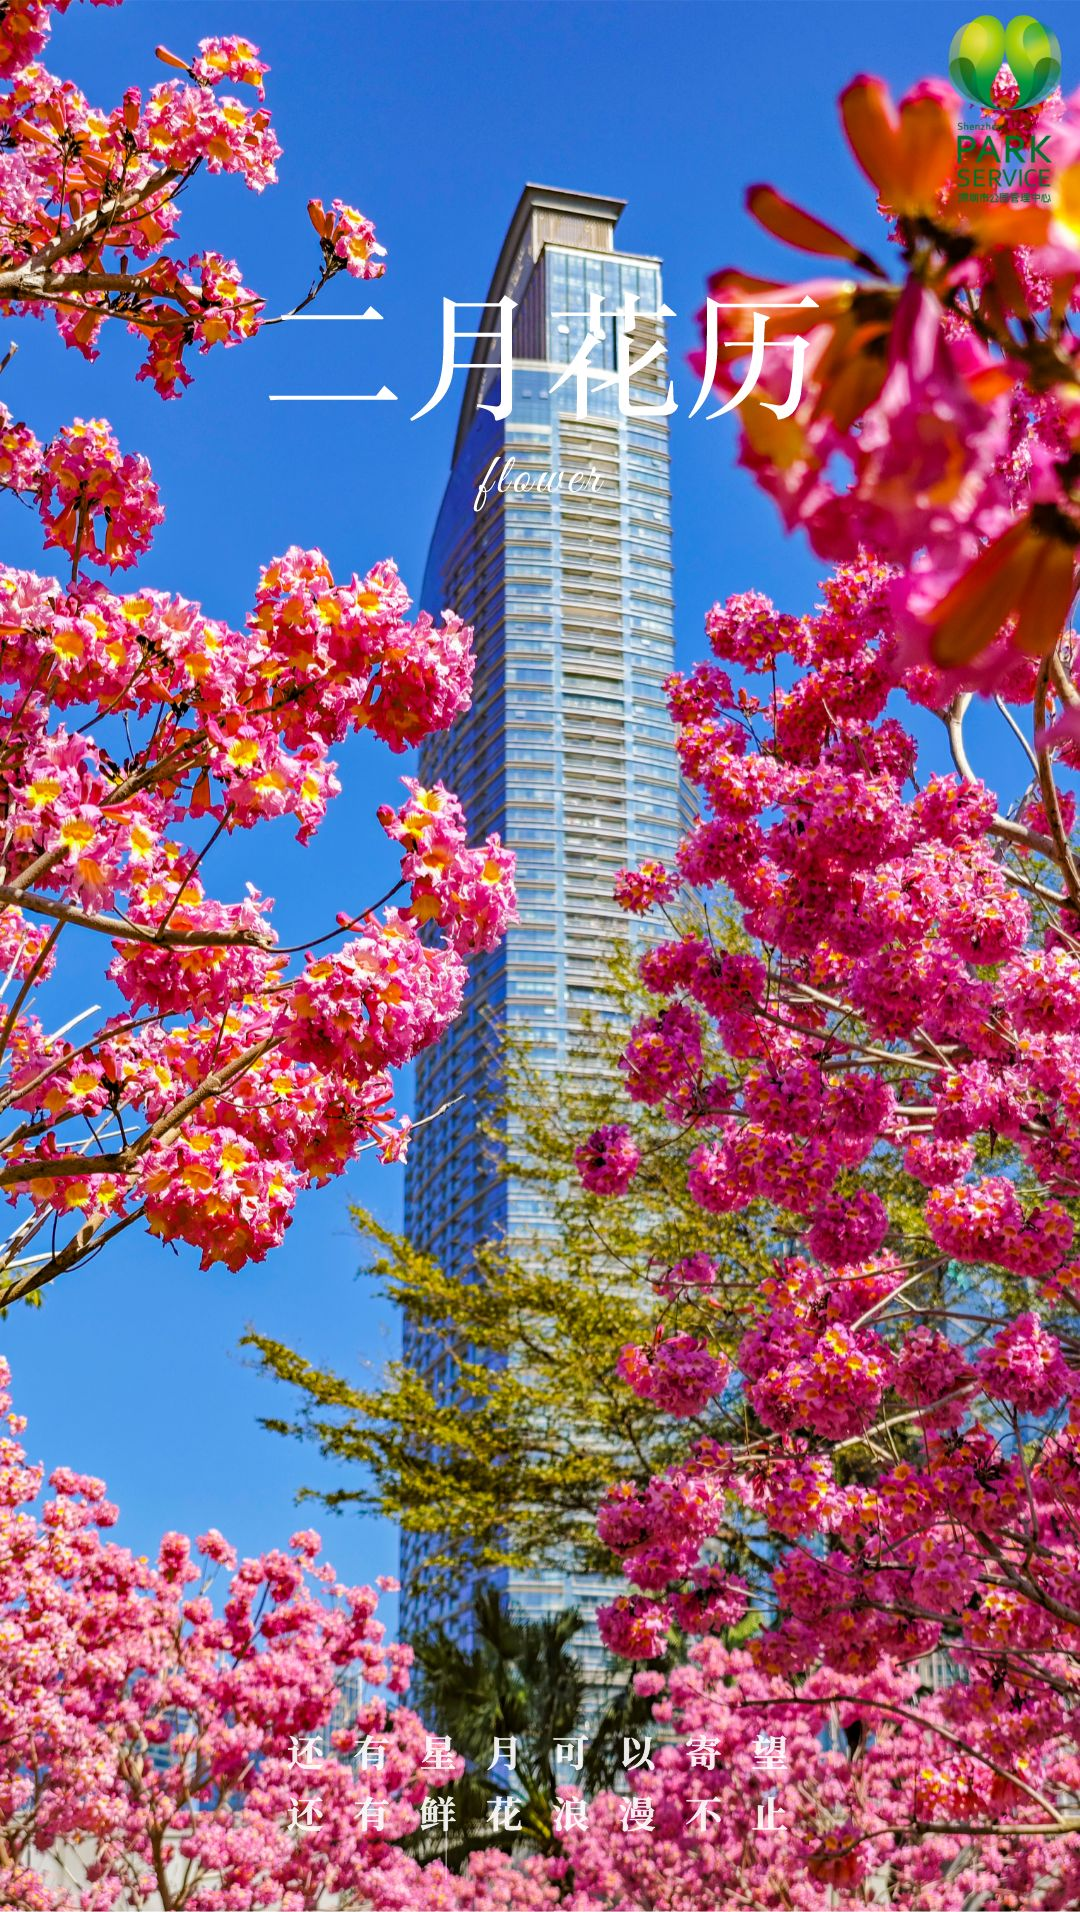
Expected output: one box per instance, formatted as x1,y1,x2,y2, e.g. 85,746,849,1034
0,0,1036,1619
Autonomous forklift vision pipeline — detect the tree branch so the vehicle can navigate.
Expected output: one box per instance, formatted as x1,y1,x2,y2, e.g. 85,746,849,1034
0,881,275,950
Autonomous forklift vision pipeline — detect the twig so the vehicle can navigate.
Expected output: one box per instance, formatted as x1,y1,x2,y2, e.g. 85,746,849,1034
1034,652,1080,910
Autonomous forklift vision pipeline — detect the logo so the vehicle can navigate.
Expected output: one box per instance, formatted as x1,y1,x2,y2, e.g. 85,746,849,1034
949,13,1061,108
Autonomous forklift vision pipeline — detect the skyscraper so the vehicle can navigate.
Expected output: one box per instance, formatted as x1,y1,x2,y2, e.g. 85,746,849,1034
401,186,682,1662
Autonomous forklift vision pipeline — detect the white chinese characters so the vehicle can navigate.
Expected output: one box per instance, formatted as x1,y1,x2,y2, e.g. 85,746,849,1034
272,294,816,419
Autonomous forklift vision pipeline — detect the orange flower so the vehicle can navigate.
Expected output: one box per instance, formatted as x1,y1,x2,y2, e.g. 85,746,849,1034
922,511,1080,666
746,183,885,276
703,267,899,444
840,75,956,219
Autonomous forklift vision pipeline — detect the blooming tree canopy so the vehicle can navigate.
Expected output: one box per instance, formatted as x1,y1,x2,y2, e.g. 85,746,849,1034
7,1313,1076,1912
411,1647,1080,1911
570,62,1080,1900
0,0,515,1301
0,1353,473,1911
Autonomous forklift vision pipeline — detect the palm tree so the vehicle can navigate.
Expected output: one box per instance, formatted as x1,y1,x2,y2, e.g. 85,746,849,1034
403,1586,656,1870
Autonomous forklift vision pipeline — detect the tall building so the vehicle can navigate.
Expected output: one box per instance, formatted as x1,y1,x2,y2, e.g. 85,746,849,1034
402,186,682,1664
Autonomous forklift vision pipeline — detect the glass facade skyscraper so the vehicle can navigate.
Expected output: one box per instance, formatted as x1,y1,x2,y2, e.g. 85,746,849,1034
401,186,681,1660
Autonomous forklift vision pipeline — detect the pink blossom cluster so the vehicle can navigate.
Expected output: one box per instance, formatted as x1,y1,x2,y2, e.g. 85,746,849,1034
655,1250,717,1296
612,858,680,913
597,1466,726,1589
616,1334,730,1417
893,1325,974,1429
574,1123,641,1196
926,1177,1075,1277
378,779,516,956
0,9,382,393
619,1002,705,1115
974,1312,1074,1416
308,195,387,279
34,417,163,569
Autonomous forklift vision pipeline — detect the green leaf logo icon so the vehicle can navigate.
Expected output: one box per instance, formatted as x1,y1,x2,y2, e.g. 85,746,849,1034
949,13,1061,108
949,14,1007,106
